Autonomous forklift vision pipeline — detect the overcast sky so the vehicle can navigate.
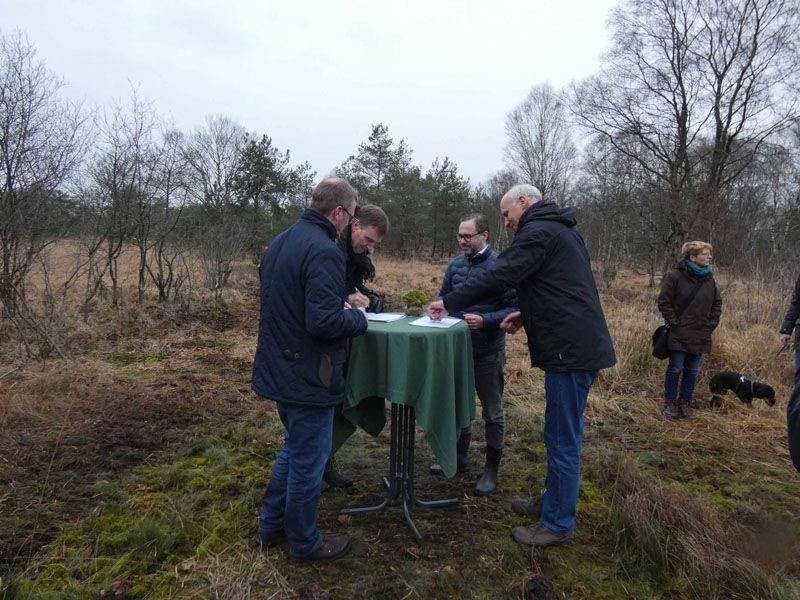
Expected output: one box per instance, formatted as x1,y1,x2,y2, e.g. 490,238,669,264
5,0,617,185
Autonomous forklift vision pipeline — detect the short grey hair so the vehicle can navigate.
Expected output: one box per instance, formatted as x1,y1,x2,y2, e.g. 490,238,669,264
311,177,358,216
502,184,543,205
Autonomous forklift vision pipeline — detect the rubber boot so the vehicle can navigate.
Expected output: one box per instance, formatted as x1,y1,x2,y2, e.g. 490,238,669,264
474,445,502,496
430,427,471,474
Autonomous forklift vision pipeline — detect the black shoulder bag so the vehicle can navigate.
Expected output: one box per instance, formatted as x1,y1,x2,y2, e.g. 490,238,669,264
652,279,707,359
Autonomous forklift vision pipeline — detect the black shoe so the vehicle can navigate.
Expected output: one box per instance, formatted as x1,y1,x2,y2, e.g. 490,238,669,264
254,528,286,549
290,535,351,564
511,494,543,518
323,457,353,489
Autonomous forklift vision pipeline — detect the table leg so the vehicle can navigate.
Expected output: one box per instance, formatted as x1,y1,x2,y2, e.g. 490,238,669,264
404,406,459,510
340,402,458,543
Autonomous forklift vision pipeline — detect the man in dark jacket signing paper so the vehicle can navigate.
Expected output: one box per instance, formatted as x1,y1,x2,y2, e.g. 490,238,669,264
251,177,367,563
428,183,616,548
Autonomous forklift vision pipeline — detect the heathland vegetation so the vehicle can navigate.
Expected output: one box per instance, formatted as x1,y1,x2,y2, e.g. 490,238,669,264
1,252,799,598
3,0,800,597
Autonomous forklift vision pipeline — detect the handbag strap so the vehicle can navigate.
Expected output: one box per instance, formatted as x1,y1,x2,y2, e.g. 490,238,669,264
674,279,707,318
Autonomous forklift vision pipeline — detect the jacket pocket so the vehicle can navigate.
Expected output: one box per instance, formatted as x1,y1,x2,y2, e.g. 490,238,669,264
318,353,333,388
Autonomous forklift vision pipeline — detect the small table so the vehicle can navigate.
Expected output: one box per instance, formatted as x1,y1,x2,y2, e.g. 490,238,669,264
340,316,475,542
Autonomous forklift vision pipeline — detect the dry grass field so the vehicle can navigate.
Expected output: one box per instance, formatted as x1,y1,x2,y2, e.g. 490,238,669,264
1,245,799,599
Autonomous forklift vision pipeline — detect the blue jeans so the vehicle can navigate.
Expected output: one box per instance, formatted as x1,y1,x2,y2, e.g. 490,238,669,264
258,402,334,558
664,351,702,401
541,370,598,532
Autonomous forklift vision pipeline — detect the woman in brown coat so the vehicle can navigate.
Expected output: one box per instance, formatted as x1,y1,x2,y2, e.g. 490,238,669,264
657,241,722,419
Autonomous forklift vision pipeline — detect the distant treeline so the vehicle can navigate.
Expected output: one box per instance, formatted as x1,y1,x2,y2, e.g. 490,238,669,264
3,0,800,334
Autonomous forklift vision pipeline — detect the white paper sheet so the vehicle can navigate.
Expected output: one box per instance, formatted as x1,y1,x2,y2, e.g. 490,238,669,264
408,316,461,329
366,312,406,322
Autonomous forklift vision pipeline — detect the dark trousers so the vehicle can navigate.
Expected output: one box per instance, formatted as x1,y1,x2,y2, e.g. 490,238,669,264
258,402,334,558
794,349,800,388
473,351,506,449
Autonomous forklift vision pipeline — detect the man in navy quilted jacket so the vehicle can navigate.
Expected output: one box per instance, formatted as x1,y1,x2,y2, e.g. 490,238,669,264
429,213,518,496
251,177,368,563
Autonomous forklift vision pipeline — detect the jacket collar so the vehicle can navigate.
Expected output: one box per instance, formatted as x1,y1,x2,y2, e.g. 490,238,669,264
517,201,576,230
467,244,492,264
301,208,338,241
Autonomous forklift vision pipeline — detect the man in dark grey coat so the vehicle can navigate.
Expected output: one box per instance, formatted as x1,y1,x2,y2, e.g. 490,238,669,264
252,177,367,563
428,184,616,548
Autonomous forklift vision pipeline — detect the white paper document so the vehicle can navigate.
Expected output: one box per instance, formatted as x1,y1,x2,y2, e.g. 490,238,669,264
408,316,461,329
366,312,406,322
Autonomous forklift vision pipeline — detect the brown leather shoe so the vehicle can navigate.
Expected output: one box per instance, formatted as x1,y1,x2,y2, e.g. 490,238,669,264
290,535,351,564
679,399,693,418
512,522,574,547
664,399,680,419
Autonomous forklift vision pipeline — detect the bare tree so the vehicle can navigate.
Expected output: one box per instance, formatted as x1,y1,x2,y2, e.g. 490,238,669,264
145,129,189,302
571,0,800,252
0,31,88,318
197,215,249,295
182,115,249,292
504,83,577,200
89,92,155,306
183,115,247,210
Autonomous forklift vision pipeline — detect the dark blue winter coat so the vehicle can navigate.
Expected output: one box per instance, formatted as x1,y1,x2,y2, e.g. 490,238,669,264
442,202,616,373
252,209,368,407
439,247,518,357
789,383,800,472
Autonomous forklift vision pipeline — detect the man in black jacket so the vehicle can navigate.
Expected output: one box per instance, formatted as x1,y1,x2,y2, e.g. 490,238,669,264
779,272,800,386
337,205,388,314
429,212,518,496
323,205,389,489
429,184,616,548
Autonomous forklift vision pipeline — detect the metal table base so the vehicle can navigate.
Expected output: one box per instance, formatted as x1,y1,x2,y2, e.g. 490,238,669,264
340,403,458,543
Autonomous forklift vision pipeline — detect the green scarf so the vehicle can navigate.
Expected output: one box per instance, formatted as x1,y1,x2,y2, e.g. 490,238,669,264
687,260,711,276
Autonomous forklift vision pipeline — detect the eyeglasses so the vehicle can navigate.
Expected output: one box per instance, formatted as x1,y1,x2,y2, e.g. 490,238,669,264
457,231,486,241
339,205,356,225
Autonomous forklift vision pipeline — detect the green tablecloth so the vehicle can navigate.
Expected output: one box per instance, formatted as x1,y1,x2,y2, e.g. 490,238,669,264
340,316,476,478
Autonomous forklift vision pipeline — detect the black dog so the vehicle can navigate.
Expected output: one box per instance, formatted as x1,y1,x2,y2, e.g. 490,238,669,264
708,371,776,408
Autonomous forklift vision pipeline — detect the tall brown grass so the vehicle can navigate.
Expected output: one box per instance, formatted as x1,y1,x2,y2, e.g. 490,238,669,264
3,247,800,597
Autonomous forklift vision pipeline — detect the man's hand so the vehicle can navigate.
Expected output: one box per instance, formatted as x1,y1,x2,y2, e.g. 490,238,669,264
500,311,523,334
428,300,447,321
463,313,484,330
348,291,370,310
781,333,792,345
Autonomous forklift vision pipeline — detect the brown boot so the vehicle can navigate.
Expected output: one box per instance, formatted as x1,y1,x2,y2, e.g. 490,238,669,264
664,399,680,419
678,398,693,418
